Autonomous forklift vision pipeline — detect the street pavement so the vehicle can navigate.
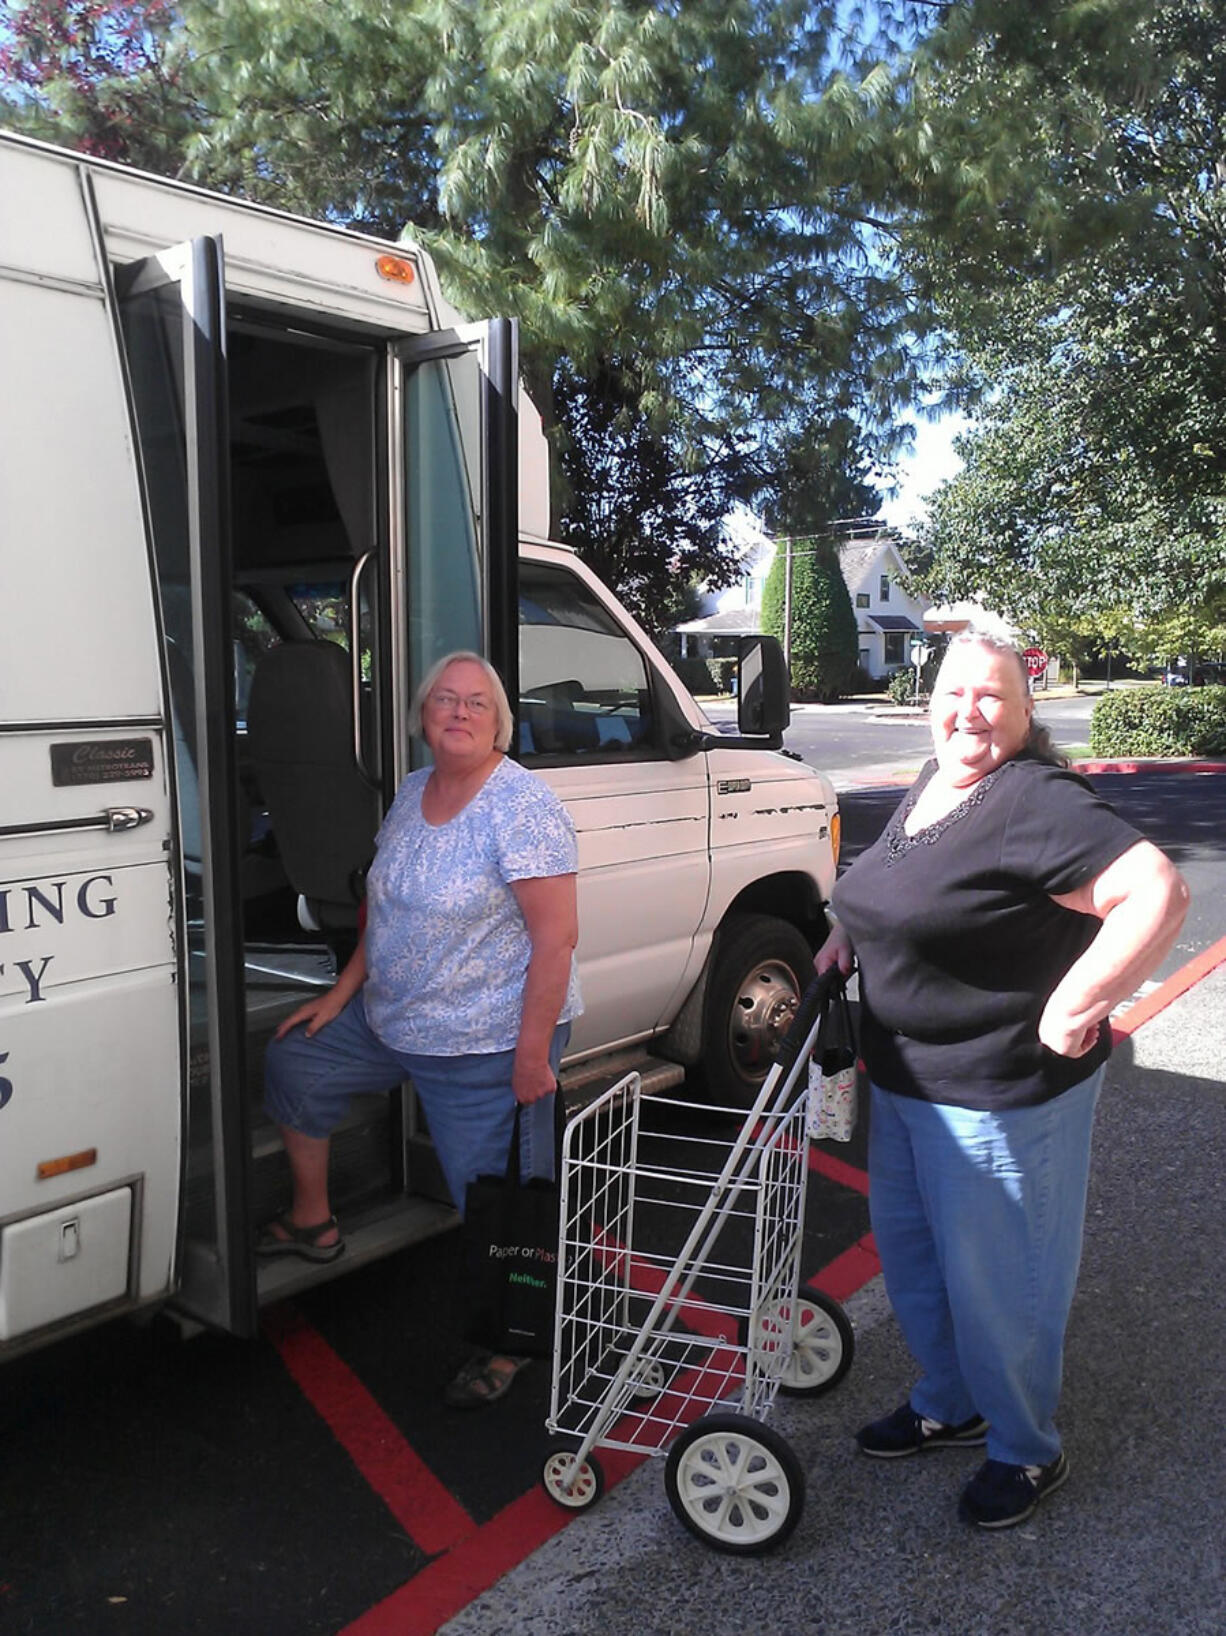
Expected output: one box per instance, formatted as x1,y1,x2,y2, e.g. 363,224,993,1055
440,957,1226,1636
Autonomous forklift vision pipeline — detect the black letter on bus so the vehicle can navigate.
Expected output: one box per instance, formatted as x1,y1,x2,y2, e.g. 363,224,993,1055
78,875,118,919
0,1053,11,1111
16,957,52,1003
24,882,66,928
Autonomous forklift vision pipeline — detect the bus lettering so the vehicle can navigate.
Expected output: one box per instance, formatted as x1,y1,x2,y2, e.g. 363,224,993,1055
15,957,53,1004
0,1053,11,1111
23,882,66,928
78,876,118,919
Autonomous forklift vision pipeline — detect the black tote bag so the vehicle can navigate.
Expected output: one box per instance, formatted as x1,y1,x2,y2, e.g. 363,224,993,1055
462,1099,563,1358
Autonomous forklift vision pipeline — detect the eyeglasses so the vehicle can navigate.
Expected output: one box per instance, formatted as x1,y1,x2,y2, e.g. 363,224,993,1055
429,689,493,717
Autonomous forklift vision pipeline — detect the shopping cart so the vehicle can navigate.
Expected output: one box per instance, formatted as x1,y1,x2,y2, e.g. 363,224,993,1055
540,968,855,1554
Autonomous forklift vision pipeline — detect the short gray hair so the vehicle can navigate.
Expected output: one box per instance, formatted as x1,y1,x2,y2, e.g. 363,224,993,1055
409,650,515,753
944,626,1067,768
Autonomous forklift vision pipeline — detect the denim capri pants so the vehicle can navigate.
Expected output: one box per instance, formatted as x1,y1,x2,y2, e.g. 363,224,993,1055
263,991,569,1215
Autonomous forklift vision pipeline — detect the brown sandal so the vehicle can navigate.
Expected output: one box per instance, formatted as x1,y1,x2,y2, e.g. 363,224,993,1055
255,1213,344,1264
444,1353,530,1409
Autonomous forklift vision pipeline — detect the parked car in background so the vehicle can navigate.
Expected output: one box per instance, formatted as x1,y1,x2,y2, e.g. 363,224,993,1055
1163,661,1225,686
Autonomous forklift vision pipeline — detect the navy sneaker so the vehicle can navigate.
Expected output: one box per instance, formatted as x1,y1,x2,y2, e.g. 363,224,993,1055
856,1403,989,1459
959,1452,1070,1529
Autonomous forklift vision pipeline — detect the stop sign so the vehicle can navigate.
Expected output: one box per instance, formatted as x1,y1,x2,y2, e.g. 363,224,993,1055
1022,646,1048,679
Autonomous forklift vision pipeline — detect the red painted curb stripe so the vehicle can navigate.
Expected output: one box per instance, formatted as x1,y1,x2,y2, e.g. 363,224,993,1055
807,1144,870,1195
805,1233,881,1303
263,1304,474,1557
1112,934,1226,1042
1073,759,1226,776
341,1447,645,1636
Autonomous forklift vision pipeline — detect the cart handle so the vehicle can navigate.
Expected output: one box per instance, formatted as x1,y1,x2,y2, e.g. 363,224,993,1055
773,967,844,1079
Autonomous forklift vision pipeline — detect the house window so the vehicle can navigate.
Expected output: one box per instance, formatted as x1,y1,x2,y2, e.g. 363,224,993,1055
855,592,870,608
884,631,905,665
879,574,891,602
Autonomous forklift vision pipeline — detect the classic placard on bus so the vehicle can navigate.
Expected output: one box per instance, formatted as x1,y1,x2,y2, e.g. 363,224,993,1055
50,738,155,787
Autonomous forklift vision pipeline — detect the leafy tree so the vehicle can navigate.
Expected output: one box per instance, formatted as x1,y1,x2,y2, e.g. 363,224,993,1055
2,1,929,603
178,1,927,584
0,0,198,168
551,358,749,636
761,535,859,700
895,0,1226,653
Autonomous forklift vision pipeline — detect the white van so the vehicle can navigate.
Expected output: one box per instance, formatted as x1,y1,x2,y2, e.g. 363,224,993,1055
0,132,839,1358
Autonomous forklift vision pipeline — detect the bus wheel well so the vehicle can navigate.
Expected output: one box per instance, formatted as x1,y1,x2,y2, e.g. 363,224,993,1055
659,876,829,1069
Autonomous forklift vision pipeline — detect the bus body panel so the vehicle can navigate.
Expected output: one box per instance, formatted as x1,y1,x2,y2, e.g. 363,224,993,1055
1,138,182,1348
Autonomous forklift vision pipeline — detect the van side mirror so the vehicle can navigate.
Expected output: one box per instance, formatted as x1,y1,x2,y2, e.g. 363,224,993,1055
737,635,790,738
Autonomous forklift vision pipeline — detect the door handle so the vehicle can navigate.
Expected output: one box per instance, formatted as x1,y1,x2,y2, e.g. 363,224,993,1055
0,807,155,841
349,550,379,787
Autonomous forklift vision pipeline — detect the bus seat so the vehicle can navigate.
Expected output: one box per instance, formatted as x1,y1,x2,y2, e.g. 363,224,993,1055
246,641,378,930
522,679,601,755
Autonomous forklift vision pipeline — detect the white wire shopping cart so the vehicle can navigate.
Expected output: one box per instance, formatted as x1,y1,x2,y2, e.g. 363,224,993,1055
540,969,855,1555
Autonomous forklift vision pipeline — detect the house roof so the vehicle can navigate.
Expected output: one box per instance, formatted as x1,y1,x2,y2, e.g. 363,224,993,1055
838,540,882,592
674,607,763,635
867,614,921,631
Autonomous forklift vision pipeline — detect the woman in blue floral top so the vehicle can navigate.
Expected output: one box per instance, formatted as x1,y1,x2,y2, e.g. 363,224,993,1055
258,651,581,1408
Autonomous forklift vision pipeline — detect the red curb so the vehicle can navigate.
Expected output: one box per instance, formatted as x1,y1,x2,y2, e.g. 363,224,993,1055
1112,934,1226,1041
1073,758,1226,775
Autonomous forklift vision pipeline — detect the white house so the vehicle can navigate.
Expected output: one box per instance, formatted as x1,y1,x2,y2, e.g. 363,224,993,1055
675,516,930,681
837,521,930,679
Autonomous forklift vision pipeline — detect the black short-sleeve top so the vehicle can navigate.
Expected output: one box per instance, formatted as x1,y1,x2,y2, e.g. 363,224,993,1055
831,754,1142,1110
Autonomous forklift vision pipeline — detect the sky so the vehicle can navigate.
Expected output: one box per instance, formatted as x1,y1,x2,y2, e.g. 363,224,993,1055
878,413,968,532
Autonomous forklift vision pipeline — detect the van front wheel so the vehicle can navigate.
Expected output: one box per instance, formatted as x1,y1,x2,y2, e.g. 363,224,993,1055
701,915,814,1108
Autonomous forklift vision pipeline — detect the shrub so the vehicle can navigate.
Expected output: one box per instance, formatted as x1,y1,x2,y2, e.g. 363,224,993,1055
710,657,739,695
887,668,921,706
1089,685,1226,757
673,656,718,695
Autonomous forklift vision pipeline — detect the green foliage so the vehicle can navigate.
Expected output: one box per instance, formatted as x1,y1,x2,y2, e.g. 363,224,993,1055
1089,687,1226,757
551,359,744,635
899,0,1226,647
762,537,859,700
2,0,921,602
886,667,918,705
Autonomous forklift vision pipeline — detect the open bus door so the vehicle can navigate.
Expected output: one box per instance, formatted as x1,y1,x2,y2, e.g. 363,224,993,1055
115,236,256,1338
115,233,520,1319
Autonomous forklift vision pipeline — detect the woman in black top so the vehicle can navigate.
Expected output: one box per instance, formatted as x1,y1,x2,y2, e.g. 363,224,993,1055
818,628,1188,1528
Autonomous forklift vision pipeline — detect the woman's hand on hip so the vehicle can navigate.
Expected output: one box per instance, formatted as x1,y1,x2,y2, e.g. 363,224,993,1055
513,1054,558,1105
815,919,855,977
1037,995,1103,1058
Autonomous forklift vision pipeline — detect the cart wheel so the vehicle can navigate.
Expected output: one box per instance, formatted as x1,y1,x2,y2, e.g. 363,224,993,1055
777,1292,855,1397
627,1356,669,1399
664,1413,804,1554
541,1446,604,1511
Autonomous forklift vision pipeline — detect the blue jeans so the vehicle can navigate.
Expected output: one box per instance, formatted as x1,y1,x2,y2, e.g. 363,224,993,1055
264,992,568,1214
868,1068,1103,1467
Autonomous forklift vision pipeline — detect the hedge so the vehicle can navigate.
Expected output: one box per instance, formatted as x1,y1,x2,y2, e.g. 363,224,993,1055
1089,685,1226,757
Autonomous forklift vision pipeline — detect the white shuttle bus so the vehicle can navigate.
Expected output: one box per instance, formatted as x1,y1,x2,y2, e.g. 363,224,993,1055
0,131,839,1359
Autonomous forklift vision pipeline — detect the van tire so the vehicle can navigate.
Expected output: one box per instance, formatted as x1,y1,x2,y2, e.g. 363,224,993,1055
700,914,814,1108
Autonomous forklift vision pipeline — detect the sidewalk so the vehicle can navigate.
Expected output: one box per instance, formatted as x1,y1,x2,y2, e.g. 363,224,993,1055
442,958,1226,1636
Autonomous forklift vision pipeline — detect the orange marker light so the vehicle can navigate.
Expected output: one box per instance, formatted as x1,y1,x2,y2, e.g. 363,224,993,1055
375,254,416,287
37,1147,98,1180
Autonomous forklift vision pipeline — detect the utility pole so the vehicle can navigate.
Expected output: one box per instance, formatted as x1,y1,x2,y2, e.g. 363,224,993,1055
783,536,793,668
